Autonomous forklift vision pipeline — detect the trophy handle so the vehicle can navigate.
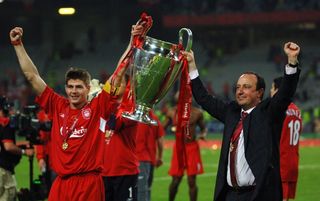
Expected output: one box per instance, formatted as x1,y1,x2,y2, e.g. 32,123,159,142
179,28,193,52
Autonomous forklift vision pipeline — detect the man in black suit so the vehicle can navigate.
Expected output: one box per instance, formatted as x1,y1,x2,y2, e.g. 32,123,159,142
182,42,300,201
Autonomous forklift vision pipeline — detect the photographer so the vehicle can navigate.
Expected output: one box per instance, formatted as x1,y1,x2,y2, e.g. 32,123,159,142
0,96,34,201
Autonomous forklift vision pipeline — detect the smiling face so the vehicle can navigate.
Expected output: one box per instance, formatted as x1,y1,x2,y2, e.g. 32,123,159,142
235,73,264,110
65,79,90,109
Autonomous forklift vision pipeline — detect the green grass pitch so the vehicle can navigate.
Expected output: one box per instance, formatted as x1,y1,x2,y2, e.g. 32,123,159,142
14,146,320,201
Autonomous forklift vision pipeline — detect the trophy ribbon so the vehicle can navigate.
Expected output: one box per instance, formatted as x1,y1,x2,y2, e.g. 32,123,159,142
111,12,153,92
175,54,192,169
108,12,153,126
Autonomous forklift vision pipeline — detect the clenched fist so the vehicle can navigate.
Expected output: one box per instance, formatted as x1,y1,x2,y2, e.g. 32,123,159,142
10,27,23,46
284,42,300,65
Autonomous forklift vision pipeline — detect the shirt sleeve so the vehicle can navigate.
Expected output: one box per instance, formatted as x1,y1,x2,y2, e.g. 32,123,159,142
189,69,200,80
95,89,119,119
35,86,66,116
285,64,298,75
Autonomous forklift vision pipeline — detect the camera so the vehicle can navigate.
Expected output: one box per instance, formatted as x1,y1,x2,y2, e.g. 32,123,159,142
1,97,50,201
9,105,51,145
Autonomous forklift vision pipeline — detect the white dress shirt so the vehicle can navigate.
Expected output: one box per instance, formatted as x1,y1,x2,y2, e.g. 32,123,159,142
226,108,255,187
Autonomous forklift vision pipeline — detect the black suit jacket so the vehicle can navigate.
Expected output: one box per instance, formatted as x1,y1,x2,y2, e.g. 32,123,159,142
191,69,300,201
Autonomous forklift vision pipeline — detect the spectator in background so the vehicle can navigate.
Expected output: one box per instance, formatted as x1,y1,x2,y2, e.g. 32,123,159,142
164,93,207,201
270,77,302,201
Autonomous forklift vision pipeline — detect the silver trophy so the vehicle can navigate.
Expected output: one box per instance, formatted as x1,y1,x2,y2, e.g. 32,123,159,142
122,28,192,125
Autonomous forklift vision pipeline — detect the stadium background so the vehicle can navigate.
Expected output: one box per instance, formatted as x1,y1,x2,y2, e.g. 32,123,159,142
1,0,320,200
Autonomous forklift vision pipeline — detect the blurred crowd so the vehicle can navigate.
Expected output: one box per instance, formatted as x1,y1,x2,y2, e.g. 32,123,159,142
141,0,320,14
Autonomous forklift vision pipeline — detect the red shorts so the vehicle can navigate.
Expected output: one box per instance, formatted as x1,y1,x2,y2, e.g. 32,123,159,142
169,141,204,176
282,182,297,199
49,172,104,201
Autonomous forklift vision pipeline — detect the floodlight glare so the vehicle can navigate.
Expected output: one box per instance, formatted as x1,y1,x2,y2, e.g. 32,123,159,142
58,7,76,15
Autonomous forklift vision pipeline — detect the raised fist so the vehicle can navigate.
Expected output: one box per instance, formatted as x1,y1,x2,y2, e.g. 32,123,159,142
9,27,23,45
284,42,300,58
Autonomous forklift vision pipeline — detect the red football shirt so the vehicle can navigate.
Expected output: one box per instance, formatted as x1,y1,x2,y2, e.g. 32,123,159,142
137,111,165,165
102,107,139,177
280,103,302,182
35,86,117,177
136,111,165,164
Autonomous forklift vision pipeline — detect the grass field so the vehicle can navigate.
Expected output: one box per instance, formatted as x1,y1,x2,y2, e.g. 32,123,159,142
15,142,320,201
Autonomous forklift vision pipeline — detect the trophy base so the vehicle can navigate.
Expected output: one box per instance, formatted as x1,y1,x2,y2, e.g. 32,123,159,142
122,105,158,126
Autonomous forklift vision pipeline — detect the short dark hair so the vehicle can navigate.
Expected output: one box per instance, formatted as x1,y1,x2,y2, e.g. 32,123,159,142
242,71,266,99
65,67,91,86
273,77,283,90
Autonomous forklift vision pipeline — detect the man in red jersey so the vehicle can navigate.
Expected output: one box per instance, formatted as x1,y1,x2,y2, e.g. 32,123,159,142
164,93,207,201
102,23,147,201
270,77,302,201
102,73,139,201
136,110,164,201
10,25,134,201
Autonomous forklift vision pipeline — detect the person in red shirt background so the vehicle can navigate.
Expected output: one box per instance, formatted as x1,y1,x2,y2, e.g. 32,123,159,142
136,110,164,201
270,77,302,201
10,26,127,201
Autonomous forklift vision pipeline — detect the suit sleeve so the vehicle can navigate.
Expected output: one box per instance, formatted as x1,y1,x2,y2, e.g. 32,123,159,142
191,77,229,123
269,68,301,123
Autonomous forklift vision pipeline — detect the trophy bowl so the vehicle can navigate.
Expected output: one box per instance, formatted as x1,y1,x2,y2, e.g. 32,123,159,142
122,28,192,125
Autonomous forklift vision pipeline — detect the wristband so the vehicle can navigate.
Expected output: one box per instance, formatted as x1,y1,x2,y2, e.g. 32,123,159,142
11,40,22,46
21,149,26,155
288,62,299,68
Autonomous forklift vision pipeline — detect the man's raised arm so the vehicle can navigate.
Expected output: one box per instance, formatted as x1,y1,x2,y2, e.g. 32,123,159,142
10,27,46,95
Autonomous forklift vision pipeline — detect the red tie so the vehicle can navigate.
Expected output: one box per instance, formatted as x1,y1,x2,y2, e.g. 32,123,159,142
229,111,248,187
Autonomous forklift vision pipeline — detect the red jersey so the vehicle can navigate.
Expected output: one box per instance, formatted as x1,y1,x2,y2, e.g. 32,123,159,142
35,86,117,177
280,103,302,182
102,108,139,177
136,111,165,164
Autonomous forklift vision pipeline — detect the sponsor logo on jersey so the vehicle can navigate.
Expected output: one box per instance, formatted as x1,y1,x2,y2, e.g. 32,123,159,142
70,126,87,138
59,126,88,138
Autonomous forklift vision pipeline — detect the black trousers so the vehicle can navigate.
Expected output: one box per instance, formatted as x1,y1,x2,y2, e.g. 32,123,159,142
225,187,254,201
103,174,138,201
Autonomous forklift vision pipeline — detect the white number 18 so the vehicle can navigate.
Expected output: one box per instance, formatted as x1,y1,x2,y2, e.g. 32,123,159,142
288,119,300,146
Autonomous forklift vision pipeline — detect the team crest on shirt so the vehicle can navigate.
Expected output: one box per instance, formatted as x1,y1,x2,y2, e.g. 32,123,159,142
82,108,91,119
